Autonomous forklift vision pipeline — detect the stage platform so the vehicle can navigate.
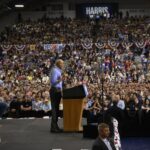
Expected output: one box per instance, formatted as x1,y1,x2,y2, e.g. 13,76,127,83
0,118,150,150
0,118,93,150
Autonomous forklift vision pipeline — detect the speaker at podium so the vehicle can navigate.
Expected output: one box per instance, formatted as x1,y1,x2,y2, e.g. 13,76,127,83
62,84,88,132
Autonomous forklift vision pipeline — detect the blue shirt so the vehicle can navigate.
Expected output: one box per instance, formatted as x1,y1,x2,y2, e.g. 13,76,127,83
50,66,62,90
42,102,51,111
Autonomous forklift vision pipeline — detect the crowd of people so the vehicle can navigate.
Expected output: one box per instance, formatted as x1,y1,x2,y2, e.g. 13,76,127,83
0,16,149,120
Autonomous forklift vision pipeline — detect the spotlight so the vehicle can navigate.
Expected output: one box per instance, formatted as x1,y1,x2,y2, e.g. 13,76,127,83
15,4,24,8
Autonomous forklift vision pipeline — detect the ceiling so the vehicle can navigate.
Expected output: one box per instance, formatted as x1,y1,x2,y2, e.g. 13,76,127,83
0,0,149,11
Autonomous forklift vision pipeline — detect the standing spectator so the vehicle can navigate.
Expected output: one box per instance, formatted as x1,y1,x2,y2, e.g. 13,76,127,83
32,95,43,117
92,123,116,150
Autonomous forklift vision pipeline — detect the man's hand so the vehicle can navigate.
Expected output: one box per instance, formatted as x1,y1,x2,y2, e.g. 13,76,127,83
57,76,62,83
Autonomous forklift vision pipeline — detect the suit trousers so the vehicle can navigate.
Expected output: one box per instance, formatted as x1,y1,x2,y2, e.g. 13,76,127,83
50,87,61,129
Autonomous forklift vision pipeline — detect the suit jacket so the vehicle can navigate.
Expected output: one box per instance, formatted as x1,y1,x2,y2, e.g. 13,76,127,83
92,137,116,150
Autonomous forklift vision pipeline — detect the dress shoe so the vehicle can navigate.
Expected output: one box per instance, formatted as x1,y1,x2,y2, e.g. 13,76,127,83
56,125,63,132
50,128,63,133
57,127,63,132
50,128,61,133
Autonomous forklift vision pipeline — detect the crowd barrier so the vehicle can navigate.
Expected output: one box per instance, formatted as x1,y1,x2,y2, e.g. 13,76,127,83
2,109,150,137
83,109,150,138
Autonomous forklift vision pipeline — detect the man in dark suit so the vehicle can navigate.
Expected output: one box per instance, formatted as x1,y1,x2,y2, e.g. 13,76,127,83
92,123,116,150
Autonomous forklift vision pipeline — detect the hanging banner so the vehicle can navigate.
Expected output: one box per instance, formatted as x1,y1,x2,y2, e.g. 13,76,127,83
135,40,147,48
56,44,66,52
81,38,93,49
14,45,26,51
95,39,106,49
122,41,133,50
50,44,57,51
43,44,51,50
1,45,13,51
1,39,149,52
108,40,120,49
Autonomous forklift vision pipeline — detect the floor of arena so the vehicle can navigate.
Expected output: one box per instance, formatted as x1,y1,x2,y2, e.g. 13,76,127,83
0,118,150,150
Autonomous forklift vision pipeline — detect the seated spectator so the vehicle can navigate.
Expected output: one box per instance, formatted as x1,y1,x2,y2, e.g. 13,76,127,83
20,95,32,117
32,95,43,117
42,99,51,116
9,96,21,118
142,99,150,113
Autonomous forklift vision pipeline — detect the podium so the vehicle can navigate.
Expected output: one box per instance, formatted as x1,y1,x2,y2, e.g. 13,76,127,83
63,85,87,132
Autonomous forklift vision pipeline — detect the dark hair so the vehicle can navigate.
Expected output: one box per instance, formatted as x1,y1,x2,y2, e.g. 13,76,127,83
98,123,109,132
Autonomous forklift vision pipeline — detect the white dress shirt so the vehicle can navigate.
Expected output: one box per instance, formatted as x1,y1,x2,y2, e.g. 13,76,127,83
102,138,113,150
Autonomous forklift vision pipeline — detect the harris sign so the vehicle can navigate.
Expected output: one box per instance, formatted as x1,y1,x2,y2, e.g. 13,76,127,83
76,3,118,18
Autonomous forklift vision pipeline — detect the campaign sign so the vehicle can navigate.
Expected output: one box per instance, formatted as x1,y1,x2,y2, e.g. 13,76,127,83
76,3,118,18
